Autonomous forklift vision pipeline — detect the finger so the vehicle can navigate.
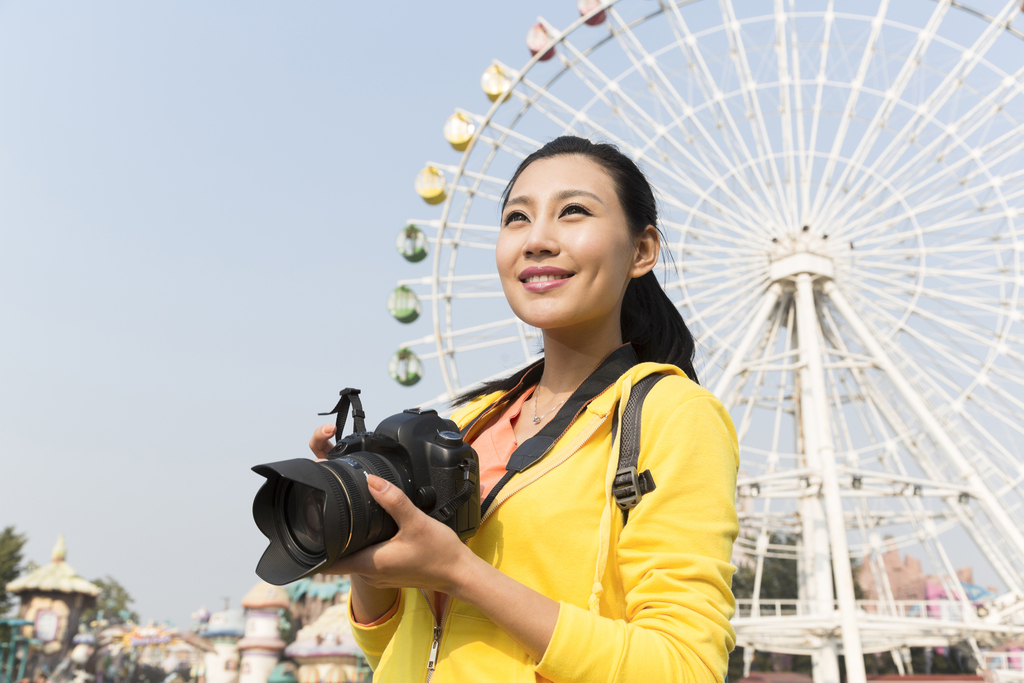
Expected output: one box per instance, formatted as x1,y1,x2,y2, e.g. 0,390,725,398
366,474,421,526
309,424,336,460
324,545,381,578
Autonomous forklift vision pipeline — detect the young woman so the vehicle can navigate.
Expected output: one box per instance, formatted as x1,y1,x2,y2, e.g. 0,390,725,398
309,136,739,682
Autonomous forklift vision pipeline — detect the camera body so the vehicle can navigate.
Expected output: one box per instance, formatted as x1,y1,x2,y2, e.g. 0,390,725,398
252,407,481,586
326,408,481,542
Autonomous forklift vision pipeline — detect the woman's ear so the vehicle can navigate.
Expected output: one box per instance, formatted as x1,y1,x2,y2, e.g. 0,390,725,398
631,225,660,278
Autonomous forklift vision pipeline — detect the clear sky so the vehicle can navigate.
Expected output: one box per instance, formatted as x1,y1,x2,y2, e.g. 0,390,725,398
0,0,581,629
2,0,1019,632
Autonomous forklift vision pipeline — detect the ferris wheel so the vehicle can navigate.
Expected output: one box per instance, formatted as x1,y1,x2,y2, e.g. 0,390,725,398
385,1,1024,681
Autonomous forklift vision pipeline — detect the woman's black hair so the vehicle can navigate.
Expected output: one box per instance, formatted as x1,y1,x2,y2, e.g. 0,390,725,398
453,135,698,407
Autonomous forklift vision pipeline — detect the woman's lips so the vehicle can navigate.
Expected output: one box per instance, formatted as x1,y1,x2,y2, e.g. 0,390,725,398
522,274,572,293
519,268,574,293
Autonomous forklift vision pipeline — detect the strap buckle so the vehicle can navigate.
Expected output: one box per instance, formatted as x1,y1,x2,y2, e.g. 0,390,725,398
613,466,656,511
613,467,642,510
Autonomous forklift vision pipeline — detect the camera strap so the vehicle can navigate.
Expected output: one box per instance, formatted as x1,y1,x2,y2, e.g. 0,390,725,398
474,344,640,515
428,458,479,524
318,388,366,436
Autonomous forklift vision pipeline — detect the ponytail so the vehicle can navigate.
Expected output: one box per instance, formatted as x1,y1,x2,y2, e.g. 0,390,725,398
622,271,697,382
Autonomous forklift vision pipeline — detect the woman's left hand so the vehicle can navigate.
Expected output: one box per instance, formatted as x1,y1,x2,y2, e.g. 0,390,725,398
325,474,473,595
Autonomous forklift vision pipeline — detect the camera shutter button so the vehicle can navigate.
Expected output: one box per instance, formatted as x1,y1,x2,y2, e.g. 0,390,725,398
436,430,463,448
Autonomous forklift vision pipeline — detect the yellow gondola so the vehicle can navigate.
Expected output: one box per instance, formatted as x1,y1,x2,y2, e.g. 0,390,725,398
443,112,476,151
414,166,447,205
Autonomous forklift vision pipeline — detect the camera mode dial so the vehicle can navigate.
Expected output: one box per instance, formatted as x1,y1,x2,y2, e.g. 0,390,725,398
435,430,463,448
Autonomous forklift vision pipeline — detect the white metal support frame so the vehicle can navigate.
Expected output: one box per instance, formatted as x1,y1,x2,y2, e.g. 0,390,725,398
393,2,1024,681
796,273,867,683
823,281,1024,571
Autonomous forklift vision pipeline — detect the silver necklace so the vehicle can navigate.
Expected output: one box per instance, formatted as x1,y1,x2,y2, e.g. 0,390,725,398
533,390,568,424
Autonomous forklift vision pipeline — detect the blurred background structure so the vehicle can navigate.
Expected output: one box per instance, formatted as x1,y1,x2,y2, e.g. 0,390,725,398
4,1,1024,683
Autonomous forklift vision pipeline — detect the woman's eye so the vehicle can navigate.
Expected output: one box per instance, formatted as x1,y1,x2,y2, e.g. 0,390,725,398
503,211,528,226
561,204,590,217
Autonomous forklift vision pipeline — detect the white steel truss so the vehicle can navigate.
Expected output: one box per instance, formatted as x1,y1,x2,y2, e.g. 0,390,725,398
390,2,1024,681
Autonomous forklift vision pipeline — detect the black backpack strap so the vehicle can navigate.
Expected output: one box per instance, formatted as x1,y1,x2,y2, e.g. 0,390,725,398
612,374,666,524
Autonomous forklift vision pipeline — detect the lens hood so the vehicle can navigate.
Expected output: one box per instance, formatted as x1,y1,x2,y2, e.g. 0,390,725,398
252,458,351,585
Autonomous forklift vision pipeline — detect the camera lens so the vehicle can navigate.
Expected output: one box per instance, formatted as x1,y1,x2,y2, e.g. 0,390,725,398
283,482,326,555
251,453,409,585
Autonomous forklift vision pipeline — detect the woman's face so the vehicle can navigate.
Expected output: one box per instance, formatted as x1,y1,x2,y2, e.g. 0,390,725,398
496,155,650,334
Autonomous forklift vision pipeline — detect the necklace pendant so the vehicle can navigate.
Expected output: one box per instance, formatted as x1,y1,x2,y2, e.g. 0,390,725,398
533,416,541,424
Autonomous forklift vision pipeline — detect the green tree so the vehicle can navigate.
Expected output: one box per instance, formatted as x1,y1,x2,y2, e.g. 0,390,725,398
0,526,28,646
728,535,874,680
0,526,27,617
729,535,813,680
81,575,139,625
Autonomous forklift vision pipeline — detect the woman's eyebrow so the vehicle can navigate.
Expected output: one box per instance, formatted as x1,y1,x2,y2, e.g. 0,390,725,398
505,195,532,208
554,189,604,205
505,188,604,209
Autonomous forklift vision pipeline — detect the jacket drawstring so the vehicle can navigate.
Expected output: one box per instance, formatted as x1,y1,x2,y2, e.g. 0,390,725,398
588,377,633,615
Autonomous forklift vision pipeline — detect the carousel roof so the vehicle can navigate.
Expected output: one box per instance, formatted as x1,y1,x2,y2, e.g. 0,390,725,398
284,603,360,659
241,581,290,611
5,536,101,597
203,609,245,638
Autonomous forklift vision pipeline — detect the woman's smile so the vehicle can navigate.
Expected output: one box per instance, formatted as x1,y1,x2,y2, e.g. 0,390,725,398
519,266,575,292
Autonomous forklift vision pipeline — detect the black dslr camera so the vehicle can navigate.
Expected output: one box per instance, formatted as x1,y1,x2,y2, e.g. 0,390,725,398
251,389,481,585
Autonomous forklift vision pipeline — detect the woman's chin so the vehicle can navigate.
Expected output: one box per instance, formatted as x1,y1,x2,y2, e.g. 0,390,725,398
512,305,578,331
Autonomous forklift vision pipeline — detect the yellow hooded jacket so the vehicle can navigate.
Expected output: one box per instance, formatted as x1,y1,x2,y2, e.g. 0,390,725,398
349,362,739,683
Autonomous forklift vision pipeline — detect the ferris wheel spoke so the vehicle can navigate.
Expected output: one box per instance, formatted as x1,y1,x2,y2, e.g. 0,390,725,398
833,66,1024,230
672,221,770,250
416,220,500,235
957,386,1024,461
602,7,783,229
846,287,993,372
835,133,1024,242
831,18,1024,239
844,288,996,397
814,0,951,230
718,0,793,229
799,0,834,219
554,34,778,236
680,270,768,328
694,287,778,385
774,0,799,227
660,1,787,226
517,69,773,237
786,0,807,225
426,161,508,191
835,1,1022,228
852,260,1018,286
864,239,1015,257
849,270,1008,343
708,283,784,398
677,261,764,289
843,175,1024,246
662,211,767,246
476,117,544,155
806,0,891,226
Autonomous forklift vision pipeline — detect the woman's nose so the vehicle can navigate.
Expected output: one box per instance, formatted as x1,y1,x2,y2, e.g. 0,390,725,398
522,216,559,256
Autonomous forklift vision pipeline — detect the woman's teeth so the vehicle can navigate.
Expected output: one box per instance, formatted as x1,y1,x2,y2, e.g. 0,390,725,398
524,274,571,283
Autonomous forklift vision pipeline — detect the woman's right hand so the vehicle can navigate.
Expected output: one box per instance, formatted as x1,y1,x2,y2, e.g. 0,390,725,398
309,424,400,624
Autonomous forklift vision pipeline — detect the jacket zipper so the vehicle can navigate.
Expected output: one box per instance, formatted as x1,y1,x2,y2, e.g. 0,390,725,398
420,590,450,683
418,407,612,680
